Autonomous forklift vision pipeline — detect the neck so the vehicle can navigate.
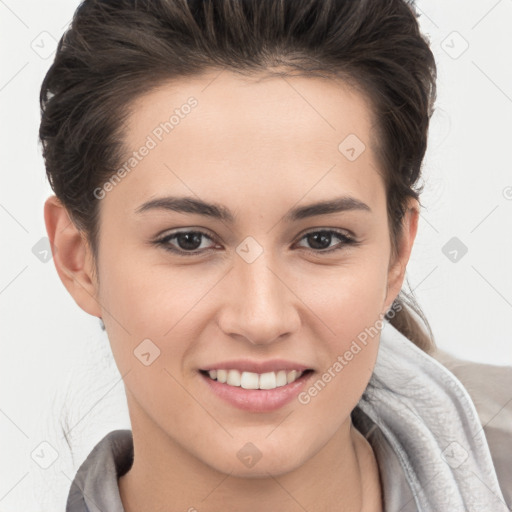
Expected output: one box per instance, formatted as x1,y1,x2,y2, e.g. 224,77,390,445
119,400,382,512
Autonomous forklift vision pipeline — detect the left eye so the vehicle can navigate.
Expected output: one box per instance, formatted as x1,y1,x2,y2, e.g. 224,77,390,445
155,229,357,256
294,230,357,254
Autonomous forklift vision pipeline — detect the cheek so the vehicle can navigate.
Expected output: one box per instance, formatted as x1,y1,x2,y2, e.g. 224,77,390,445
95,243,163,367
97,234,183,331
304,253,389,342
96,242,217,376
96,254,199,424
296,255,388,402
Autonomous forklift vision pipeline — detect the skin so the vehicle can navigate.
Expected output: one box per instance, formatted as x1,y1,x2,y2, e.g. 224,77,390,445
45,69,419,512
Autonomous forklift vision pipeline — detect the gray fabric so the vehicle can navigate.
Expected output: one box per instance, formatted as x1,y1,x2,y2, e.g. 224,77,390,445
430,347,512,509
66,430,133,512
66,320,512,511
353,321,511,511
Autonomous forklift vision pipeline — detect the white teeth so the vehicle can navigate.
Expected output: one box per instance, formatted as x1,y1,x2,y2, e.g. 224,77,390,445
206,368,306,389
240,371,259,389
227,369,241,386
259,371,276,389
276,370,287,387
287,370,297,384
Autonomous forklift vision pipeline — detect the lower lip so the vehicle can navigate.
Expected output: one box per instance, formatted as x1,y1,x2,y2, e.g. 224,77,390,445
199,370,314,412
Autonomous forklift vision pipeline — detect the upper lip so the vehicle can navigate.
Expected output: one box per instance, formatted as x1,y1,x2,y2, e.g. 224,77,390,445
200,359,312,373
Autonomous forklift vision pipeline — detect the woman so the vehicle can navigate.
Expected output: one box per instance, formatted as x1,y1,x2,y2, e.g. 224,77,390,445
39,0,511,510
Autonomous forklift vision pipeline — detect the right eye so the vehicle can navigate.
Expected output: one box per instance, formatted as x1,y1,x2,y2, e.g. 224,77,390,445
154,229,219,256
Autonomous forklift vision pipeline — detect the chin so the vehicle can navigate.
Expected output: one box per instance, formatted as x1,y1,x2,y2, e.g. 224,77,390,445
200,441,307,479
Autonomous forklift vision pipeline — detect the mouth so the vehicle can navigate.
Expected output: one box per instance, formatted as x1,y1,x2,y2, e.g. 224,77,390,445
198,367,315,412
199,368,314,390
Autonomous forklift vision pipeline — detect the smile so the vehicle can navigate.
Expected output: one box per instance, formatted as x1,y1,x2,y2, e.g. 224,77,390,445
199,368,315,412
201,368,309,390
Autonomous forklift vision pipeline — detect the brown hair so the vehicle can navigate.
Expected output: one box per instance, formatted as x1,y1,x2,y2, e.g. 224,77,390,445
39,0,437,353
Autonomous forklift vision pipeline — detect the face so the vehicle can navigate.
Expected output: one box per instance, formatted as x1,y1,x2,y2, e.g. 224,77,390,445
53,69,417,477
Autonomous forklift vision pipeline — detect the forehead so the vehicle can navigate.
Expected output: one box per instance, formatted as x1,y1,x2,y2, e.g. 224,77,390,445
125,69,377,151
112,69,386,215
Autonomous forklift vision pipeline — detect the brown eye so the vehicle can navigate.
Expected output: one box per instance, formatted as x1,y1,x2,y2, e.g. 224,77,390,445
295,230,357,254
156,230,218,256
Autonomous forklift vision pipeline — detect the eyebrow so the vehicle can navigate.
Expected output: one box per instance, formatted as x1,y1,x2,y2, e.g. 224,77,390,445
134,195,372,223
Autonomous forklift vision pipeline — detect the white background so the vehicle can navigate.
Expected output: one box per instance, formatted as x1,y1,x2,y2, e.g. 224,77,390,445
1,0,511,510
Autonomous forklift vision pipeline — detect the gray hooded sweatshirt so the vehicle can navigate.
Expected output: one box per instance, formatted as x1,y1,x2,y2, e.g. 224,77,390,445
66,320,512,511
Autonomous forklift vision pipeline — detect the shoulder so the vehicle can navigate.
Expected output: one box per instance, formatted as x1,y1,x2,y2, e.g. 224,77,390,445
431,348,512,508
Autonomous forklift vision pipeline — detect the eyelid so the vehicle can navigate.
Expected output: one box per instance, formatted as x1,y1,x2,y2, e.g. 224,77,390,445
155,228,218,248
156,227,215,239
295,225,355,240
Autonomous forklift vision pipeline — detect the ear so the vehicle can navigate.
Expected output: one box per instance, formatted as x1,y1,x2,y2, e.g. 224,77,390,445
382,198,420,313
44,195,102,318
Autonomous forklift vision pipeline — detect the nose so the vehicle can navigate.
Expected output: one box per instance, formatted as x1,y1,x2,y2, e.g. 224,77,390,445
217,252,301,346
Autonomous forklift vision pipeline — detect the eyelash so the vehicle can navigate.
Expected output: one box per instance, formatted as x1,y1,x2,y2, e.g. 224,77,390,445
154,228,359,257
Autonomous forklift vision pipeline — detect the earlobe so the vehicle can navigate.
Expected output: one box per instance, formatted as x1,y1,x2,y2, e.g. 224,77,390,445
44,195,102,318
